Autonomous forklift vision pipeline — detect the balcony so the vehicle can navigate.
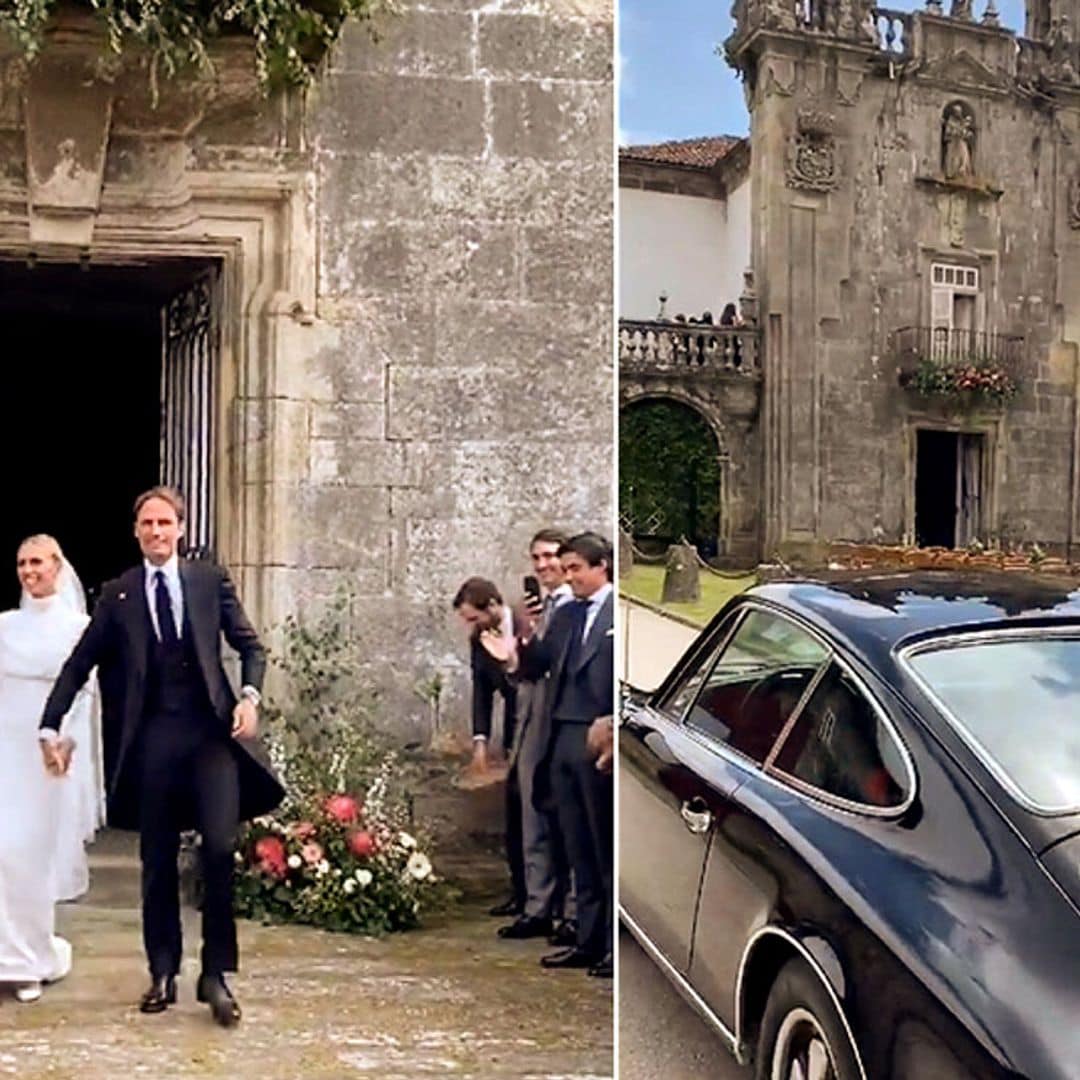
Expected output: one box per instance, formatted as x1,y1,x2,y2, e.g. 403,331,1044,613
892,326,1025,368
619,319,761,376
893,326,1024,408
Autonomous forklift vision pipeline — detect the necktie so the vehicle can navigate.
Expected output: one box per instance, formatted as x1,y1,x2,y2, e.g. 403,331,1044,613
154,570,179,645
565,599,589,670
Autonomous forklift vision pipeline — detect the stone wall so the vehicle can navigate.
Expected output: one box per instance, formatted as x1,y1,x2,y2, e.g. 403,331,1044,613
302,1,614,736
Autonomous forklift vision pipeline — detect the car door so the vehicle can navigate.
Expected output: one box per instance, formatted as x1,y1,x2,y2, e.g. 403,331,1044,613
620,604,829,975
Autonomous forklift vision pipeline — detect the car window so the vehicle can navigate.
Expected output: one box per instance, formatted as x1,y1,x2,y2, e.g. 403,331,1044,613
906,634,1080,812
684,608,829,763
771,662,911,808
655,615,740,720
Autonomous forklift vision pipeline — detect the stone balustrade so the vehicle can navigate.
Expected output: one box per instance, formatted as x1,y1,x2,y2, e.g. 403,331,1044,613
619,319,762,376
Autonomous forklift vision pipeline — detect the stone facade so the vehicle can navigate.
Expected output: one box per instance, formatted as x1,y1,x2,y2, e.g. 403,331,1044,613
0,0,613,738
709,0,1080,561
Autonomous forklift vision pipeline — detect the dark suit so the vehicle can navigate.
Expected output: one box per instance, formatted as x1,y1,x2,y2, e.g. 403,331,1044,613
41,560,284,977
469,634,525,908
519,587,614,959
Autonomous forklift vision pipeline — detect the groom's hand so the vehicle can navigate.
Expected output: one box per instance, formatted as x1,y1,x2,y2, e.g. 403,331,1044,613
232,698,258,739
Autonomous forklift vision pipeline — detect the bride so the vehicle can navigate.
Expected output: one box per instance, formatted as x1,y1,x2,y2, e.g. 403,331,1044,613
0,535,104,1002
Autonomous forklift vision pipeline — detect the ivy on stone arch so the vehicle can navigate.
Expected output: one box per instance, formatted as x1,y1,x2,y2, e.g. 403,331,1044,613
0,0,394,93
619,397,722,558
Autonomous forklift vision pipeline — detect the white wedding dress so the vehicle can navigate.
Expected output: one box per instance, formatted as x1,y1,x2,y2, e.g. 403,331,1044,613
0,566,104,988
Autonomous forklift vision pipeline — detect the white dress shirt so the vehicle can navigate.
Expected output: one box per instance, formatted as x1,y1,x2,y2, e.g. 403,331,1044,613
582,581,612,642
144,555,183,641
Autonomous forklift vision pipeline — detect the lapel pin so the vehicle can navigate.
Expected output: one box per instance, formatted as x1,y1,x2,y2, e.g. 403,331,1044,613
119,592,127,600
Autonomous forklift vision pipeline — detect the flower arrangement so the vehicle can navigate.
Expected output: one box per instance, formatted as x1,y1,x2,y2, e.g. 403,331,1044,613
234,756,442,934
232,591,451,934
908,357,1017,404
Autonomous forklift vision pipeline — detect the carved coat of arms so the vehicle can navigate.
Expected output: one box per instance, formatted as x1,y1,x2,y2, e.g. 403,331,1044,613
786,109,840,193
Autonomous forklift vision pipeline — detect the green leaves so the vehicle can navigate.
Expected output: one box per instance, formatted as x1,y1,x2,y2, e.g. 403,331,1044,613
0,0,394,91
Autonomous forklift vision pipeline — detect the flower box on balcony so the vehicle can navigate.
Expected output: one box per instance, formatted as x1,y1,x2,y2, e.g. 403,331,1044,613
898,356,1018,407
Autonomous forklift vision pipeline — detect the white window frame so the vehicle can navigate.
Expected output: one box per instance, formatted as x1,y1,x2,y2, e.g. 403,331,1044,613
930,262,982,361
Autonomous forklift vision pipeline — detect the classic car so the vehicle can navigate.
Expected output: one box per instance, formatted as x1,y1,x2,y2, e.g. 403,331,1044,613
620,571,1080,1080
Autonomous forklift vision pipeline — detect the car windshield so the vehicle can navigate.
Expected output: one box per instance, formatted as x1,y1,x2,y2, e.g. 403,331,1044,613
906,634,1080,813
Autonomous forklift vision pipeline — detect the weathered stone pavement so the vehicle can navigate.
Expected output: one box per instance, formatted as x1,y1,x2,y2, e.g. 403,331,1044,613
0,833,613,1079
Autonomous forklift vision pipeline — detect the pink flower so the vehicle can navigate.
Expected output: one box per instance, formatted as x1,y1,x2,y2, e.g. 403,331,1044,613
289,821,317,841
301,841,324,866
349,830,376,858
254,836,287,878
324,794,361,824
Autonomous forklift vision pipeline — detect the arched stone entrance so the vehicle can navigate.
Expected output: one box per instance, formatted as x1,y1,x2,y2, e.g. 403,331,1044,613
619,392,730,558
619,376,762,566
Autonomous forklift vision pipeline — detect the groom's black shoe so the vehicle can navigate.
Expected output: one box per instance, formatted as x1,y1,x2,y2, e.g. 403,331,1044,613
138,974,177,1014
197,973,241,1028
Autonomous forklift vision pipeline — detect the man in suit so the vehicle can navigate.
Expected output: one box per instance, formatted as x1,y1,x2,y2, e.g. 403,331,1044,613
452,576,524,917
39,486,283,1026
515,532,614,977
497,528,575,942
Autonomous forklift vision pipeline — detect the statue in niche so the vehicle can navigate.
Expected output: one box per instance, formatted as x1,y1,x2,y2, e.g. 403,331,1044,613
949,0,973,20
1049,15,1079,82
942,103,975,181
1068,173,1080,229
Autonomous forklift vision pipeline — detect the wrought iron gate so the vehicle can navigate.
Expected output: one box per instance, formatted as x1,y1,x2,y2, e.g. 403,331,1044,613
160,267,219,559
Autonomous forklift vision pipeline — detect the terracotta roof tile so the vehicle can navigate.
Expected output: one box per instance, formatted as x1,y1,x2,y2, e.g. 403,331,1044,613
619,135,745,170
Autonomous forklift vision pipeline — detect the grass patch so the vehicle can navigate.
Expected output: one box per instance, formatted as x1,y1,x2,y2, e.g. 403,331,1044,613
620,564,756,627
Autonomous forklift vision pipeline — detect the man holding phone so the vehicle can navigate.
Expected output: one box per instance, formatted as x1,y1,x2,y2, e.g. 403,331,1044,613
496,528,575,941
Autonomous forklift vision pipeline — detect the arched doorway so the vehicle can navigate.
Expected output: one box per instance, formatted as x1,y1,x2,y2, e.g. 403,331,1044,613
619,397,726,559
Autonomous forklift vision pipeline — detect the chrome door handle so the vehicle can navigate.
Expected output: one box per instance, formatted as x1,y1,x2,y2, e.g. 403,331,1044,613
680,799,712,835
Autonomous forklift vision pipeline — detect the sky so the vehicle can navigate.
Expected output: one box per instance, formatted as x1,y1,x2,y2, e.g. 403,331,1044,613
619,0,1028,147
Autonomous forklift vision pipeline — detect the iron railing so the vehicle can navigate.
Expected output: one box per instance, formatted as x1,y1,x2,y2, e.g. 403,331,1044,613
892,326,1025,368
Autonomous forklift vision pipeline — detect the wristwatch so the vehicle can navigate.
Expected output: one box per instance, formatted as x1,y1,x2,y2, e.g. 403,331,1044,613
240,685,262,707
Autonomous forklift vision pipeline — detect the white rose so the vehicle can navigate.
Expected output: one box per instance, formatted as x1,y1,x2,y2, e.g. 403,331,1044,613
406,852,432,881
317,859,330,876
398,832,417,850
234,851,243,864
355,868,373,887
343,878,356,894
287,854,302,870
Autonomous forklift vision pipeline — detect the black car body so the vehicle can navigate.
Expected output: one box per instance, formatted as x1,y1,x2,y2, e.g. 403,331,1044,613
620,571,1080,1080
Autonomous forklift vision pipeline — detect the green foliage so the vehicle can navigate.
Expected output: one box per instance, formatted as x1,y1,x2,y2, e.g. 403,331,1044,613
619,399,721,550
910,357,1017,404
0,0,394,93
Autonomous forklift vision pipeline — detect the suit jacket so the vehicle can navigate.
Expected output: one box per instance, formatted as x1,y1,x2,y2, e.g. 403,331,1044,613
470,635,517,753
518,588,614,807
40,560,284,830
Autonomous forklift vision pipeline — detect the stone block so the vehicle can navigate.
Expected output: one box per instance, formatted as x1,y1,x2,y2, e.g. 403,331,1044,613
491,80,611,163
319,295,436,370
293,486,392,571
333,10,475,77
430,157,611,226
478,13,612,82
320,220,519,301
317,150,433,224
311,401,385,440
523,224,612,303
314,74,485,157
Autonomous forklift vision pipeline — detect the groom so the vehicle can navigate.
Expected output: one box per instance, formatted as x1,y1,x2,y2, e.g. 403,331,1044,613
39,486,284,1026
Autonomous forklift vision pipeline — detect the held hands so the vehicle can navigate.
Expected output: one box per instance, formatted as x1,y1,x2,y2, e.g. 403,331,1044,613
40,736,75,777
232,697,258,740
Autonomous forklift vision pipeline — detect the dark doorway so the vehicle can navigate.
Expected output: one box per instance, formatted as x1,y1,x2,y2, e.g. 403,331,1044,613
0,257,218,610
915,429,985,549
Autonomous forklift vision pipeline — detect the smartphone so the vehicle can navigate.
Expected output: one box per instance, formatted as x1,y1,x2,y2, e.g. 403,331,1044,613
523,575,541,603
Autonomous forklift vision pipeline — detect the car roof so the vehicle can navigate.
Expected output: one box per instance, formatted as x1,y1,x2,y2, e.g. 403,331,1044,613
746,569,1080,670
